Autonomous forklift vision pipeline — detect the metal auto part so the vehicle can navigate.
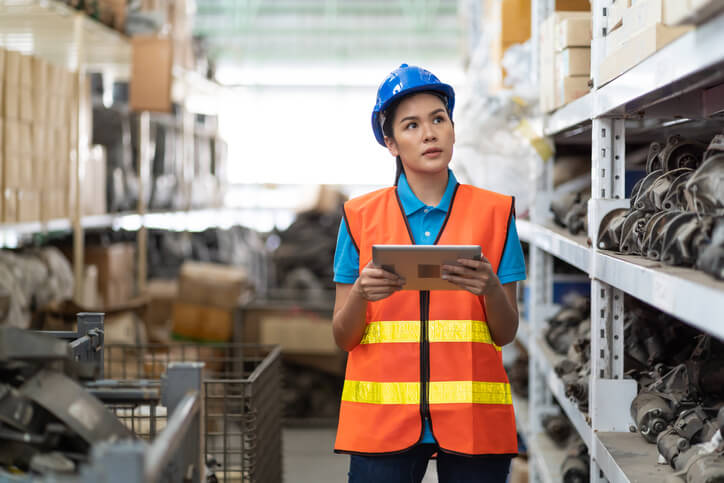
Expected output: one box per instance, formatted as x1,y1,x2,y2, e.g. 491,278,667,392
646,211,684,260
19,370,135,445
0,327,70,363
551,191,588,234
631,391,676,443
561,442,589,483
633,170,665,212
661,214,713,266
660,135,706,172
620,209,652,255
0,384,37,432
644,168,693,213
663,169,695,212
542,414,572,446
684,149,724,215
29,451,76,475
658,407,719,467
597,208,629,250
696,217,724,280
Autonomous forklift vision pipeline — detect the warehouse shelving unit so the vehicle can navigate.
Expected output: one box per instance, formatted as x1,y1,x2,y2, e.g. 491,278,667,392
0,0,231,298
522,2,724,482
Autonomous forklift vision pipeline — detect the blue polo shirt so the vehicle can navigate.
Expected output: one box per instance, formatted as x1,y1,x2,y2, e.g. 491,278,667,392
333,169,526,444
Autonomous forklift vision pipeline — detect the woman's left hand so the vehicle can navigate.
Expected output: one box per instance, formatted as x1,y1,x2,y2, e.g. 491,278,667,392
441,256,501,296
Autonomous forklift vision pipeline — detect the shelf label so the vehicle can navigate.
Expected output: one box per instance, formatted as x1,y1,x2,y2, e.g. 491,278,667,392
652,276,674,313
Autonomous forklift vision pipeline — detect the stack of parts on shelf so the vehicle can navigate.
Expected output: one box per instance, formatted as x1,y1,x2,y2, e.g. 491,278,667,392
597,133,724,279
599,0,694,85
0,327,135,477
551,188,590,235
540,11,592,112
507,345,529,398
2,48,75,223
541,413,590,482
0,247,73,329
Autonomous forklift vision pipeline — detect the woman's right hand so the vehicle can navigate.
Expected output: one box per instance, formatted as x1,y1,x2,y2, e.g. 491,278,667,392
353,261,406,301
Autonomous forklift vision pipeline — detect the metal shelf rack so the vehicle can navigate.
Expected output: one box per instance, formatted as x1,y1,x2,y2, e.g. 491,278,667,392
0,0,233,297
522,2,724,482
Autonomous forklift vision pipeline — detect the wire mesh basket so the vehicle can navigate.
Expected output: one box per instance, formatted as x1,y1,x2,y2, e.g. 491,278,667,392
103,343,283,483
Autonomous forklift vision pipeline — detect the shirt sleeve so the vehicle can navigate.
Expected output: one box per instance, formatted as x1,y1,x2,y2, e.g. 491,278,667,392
497,215,527,285
333,218,360,284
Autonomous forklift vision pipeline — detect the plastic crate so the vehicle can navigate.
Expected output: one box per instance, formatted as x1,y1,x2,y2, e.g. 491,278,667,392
104,343,282,483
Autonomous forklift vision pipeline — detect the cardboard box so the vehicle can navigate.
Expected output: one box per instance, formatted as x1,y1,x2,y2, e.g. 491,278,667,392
178,262,250,310
260,315,337,355
17,190,40,222
33,92,48,122
608,0,631,32
19,54,32,87
4,155,20,189
555,0,590,9
4,50,20,85
501,0,532,43
144,279,178,331
83,145,108,216
0,47,5,80
663,0,693,25
3,189,17,223
3,120,18,159
32,57,48,92
171,301,233,342
130,35,172,113
556,16,592,50
3,82,19,119
622,0,665,38
556,48,591,77
599,23,693,85
556,75,590,108
83,243,136,307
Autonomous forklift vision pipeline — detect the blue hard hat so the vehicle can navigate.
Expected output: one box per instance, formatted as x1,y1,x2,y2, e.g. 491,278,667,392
371,64,455,146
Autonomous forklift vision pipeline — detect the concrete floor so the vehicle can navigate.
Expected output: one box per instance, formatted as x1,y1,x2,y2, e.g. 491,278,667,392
283,427,438,483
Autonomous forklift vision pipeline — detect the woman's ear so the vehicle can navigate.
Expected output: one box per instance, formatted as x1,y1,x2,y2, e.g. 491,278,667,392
384,136,399,157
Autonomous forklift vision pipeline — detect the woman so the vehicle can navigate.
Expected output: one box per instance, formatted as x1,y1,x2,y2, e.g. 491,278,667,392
332,64,526,483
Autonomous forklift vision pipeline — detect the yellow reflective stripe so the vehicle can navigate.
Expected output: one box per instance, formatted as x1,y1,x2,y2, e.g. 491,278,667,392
341,380,512,405
429,381,512,405
428,320,501,351
342,380,420,405
360,321,420,344
360,320,501,351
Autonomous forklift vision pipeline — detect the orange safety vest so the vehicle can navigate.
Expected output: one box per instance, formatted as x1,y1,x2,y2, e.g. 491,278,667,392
334,183,518,456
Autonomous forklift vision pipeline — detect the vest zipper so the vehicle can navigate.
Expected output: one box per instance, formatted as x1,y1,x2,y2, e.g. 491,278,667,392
420,290,431,433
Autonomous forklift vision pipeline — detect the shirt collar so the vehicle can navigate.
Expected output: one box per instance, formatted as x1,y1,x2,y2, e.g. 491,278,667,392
397,169,458,216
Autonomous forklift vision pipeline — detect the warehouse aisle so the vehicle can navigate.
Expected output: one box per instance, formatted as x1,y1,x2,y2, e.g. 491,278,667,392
283,428,438,482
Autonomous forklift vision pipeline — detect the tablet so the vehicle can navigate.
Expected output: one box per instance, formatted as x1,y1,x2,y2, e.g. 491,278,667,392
372,245,482,291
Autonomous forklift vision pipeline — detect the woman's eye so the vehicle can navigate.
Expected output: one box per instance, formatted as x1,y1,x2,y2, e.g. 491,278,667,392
406,122,417,129
433,116,445,124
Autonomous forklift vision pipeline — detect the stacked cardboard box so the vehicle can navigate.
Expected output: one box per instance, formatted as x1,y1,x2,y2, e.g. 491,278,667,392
540,12,592,112
599,0,693,85
1,47,77,223
171,262,253,342
663,0,724,25
84,243,136,307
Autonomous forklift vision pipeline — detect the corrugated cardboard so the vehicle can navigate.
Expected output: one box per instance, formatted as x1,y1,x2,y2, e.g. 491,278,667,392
3,120,18,159
0,48,5,80
144,279,178,331
556,16,592,50
556,48,591,77
171,301,233,342
555,0,590,10
260,315,337,355
622,0,665,38
3,189,17,223
4,50,20,85
501,0,532,43
33,93,48,122
556,76,590,108
130,35,173,113
178,262,249,309
19,87,33,122
4,82,19,119
663,0,693,25
598,23,693,85
17,190,40,222
19,54,32,87
32,57,48,92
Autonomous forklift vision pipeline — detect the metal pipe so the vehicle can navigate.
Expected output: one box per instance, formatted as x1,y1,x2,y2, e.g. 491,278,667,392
144,393,200,482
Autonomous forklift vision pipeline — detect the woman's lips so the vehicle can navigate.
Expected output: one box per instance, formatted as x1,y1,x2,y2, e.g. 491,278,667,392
423,148,442,157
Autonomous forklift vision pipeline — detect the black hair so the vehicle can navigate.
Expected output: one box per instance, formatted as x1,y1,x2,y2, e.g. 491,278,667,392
380,91,451,185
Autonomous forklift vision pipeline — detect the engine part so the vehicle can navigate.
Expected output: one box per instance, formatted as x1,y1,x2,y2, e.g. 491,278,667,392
620,210,652,255
658,427,692,468
684,150,724,216
661,214,713,266
561,442,589,483
683,454,724,483
696,217,724,280
542,414,572,446
645,211,684,261
663,169,695,212
631,391,675,443
660,135,706,172
19,370,135,445
643,168,693,213
633,170,665,212
551,191,588,234
0,383,37,432
597,208,629,250
0,327,70,363
658,407,720,467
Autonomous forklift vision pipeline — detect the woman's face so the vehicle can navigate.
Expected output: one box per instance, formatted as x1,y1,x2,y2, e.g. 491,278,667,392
384,92,455,177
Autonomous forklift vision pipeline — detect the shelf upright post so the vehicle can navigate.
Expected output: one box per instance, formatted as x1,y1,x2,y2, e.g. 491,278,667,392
590,0,611,90
72,12,86,303
137,111,150,293
588,118,637,482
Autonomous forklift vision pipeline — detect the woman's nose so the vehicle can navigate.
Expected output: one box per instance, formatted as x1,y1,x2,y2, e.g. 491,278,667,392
422,123,437,142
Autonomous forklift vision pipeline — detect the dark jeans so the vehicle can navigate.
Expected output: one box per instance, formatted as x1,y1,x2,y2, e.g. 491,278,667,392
348,445,512,483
